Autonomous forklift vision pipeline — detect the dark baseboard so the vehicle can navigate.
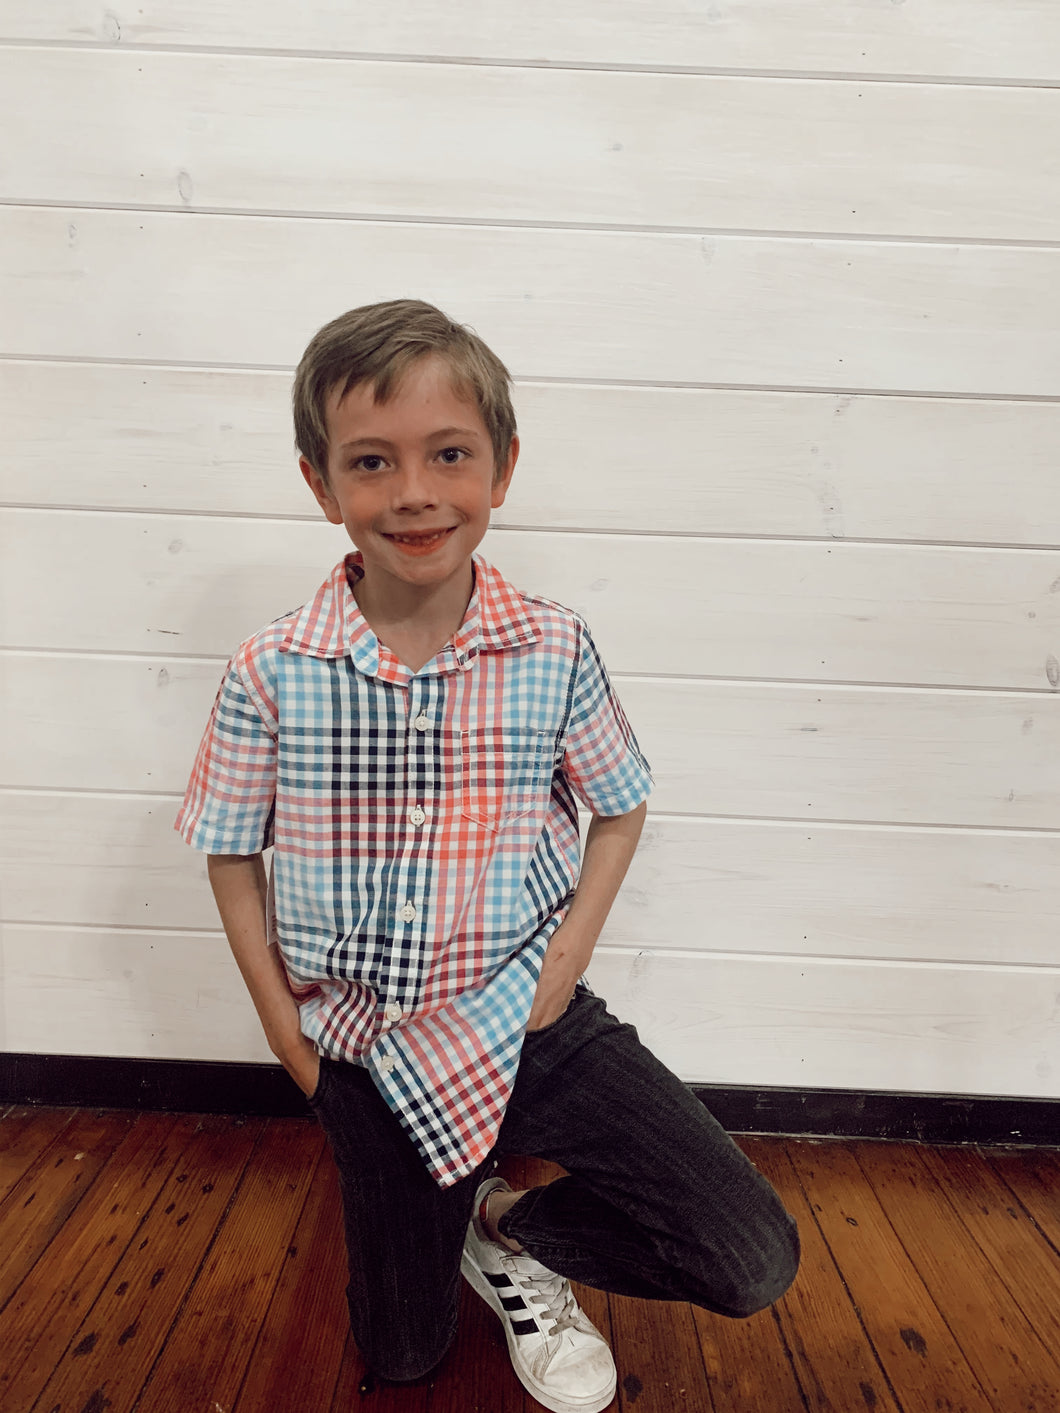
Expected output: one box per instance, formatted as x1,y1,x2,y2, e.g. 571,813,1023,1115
2,1052,1057,1146
0,1053,311,1119
690,1084,1059,1147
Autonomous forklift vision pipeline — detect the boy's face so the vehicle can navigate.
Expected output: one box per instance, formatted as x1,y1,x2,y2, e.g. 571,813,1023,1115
300,355,517,602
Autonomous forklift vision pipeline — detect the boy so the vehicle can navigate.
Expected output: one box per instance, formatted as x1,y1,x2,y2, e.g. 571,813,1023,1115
177,300,798,1412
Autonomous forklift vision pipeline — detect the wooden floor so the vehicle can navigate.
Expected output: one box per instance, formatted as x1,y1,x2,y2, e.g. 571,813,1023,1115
1,1108,1059,1413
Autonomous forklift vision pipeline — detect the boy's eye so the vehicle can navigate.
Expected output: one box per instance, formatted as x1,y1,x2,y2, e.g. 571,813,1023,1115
438,446,468,465
354,454,387,473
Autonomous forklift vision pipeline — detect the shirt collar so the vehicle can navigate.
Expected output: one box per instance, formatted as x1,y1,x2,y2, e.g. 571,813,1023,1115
281,552,540,675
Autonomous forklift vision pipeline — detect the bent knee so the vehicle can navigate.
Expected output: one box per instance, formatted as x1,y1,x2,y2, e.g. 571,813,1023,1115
717,1210,801,1319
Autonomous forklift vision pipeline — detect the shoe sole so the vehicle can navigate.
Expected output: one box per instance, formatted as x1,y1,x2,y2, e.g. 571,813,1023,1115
461,1253,617,1413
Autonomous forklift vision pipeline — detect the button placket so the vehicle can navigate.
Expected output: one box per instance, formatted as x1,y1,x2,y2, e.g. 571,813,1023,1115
408,700,428,828
397,686,431,933
388,682,437,994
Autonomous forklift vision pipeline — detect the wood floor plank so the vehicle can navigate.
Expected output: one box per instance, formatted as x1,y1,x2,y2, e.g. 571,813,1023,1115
134,1116,325,1413
0,1104,77,1205
917,1145,1060,1359
0,1107,137,1314
30,1113,264,1413
693,1303,807,1413
784,1138,992,1413
981,1147,1060,1252
608,1294,709,1413
693,1139,809,1413
232,1145,349,1413
852,1139,1060,1412
749,1139,902,1413
0,1111,182,1412
8,1112,1059,1413
329,1331,433,1413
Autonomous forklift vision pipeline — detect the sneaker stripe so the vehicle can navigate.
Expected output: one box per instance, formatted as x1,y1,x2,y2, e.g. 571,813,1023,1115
484,1272,509,1288
500,1294,528,1312
509,1317,538,1336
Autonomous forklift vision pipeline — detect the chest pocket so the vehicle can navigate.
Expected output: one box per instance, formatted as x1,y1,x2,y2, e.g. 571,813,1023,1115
460,727,555,830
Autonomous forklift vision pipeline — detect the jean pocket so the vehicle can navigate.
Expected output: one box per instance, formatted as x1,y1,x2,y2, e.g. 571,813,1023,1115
524,988,582,1039
307,1055,329,1106
460,727,554,830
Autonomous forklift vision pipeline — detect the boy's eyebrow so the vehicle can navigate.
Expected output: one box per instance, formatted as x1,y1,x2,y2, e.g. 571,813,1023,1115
431,426,483,441
337,437,395,453
337,426,484,453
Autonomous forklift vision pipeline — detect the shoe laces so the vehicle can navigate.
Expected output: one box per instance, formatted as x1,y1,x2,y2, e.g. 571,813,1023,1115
503,1251,579,1335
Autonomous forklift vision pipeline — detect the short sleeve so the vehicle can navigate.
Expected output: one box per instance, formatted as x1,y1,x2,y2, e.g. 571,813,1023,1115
560,620,653,816
175,651,278,854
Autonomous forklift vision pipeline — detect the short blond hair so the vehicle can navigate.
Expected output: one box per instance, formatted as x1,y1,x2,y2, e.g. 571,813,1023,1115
293,299,517,481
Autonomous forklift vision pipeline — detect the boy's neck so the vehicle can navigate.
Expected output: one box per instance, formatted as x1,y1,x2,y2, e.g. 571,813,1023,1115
352,562,475,674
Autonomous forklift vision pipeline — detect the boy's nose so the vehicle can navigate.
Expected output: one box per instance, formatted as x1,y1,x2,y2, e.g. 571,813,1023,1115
392,462,439,510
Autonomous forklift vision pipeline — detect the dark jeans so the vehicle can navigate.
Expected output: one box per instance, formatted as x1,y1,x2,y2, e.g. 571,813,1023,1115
309,989,800,1382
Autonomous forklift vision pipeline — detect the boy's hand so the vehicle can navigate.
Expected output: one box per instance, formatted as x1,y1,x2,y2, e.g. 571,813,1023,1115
526,934,583,1031
278,1031,322,1098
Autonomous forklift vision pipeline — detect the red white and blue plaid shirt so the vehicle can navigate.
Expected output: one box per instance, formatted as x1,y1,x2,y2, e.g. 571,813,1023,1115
176,553,652,1186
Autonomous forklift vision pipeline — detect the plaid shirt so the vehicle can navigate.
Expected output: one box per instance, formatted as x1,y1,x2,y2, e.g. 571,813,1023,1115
176,553,652,1185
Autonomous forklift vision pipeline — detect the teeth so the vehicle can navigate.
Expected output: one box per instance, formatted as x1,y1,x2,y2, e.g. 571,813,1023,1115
392,531,447,544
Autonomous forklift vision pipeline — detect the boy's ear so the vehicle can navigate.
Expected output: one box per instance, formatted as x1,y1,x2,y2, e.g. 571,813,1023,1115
300,455,344,525
490,435,519,510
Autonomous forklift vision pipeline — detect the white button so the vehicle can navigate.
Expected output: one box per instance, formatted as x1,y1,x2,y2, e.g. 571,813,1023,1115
384,1001,403,1022
400,902,417,923
408,805,426,827
414,713,430,731
380,1055,395,1074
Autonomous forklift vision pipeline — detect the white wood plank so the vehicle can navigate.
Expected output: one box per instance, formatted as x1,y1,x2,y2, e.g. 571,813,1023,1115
586,948,1060,1098
3,655,1058,828
511,387,1060,546
496,533,1060,692
2,509,346,663
4,209,1059,396
0,655,220,797
3,1,1058,83
0,791,218,931
5,362,1060,549
0,924,273,1062
3,924,1056,1098
619,676,1060,829
6,510,1059,689
5,792,1059,968
6,51,1060,241
613,817,1060,967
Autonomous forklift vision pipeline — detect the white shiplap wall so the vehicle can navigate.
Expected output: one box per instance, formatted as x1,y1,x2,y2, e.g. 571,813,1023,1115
2,2,1059,1100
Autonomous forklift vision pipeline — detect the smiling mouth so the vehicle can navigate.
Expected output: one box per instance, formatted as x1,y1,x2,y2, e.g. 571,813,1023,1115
384,527,456,552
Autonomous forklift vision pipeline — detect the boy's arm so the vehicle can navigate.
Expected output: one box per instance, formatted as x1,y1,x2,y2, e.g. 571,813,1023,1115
207,853,320,1097
527,800,646,1031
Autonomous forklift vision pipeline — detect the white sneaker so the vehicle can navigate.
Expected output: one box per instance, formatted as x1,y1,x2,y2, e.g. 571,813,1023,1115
461,1177,617,1413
